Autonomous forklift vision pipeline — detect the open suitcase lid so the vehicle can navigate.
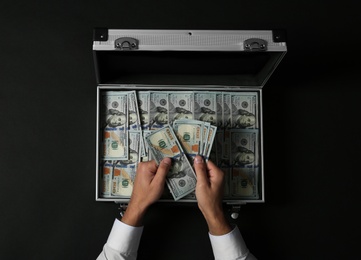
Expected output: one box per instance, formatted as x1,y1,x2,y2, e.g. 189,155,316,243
93,29,287,87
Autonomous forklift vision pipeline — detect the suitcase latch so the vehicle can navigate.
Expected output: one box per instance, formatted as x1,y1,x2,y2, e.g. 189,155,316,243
244,38,267,52
115,37,139,50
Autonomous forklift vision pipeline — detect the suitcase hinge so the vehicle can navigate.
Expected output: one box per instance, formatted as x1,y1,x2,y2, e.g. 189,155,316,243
115,37,139,50
244,38,267,52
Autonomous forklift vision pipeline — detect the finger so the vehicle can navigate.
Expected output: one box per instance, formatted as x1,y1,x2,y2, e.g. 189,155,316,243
206,160,224,185
193,155,209,185
152,157,172,186
138,160,158,175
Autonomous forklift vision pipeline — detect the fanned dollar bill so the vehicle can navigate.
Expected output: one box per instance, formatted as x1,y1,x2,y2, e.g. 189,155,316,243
168,92,194,125
173,119,203,160
149,91,169,130
141,130,153,162
231,92,258,129
102,92,128,160
203,125,217,160
145,126,197,201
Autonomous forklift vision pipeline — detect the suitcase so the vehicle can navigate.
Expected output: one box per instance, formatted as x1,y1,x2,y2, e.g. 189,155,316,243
93,29,287,218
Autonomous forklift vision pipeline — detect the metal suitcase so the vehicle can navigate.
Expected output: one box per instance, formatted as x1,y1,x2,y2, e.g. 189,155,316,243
93,29,287,217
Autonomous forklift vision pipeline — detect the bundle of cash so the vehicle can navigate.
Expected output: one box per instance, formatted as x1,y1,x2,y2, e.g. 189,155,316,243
144,126,197,201
99,88,261,200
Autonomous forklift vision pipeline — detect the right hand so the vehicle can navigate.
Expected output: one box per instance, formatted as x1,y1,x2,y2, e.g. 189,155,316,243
193,155,232,235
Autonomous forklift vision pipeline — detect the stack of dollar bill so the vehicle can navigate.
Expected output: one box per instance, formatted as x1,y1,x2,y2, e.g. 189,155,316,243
100,88,260,200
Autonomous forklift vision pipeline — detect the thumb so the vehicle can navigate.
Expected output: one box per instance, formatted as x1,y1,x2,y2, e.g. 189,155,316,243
193,155,208,185
152,157,172,186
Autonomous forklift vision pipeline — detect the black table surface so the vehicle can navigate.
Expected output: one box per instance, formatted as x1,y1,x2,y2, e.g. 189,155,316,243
1,1,360,259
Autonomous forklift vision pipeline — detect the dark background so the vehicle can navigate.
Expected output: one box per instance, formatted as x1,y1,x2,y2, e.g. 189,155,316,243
1,1,360,259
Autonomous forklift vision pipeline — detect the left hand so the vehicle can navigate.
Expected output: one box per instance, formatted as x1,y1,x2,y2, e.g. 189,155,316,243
121,158,172,226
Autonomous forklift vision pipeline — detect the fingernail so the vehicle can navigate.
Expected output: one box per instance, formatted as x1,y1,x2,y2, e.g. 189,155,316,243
162,157,172,166
194,156,203,164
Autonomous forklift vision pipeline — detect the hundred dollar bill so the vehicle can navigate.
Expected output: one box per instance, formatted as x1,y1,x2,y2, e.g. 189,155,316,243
231,92,258,129
102,92,128,160
141,130,153,162
168,92,194,125
203,125,217,160
102,160,113,197
149,91,169,130
112,160,134,197
223,93,231,129
173,119,203,160
194,92,218,126
201,122,211,157
231,167,259,199
127,90,141,131
230,129,259,167
145,126,197,201
214,131,224,166
111,131,141,197
137,91,150,130
216,92,223,128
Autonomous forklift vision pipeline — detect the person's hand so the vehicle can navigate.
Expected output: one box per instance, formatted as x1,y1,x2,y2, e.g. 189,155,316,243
121,158,172,227
193,155,232,235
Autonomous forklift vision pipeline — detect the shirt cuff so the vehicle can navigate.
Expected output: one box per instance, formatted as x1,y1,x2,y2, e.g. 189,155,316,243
209,226,250,260
106,218,144,254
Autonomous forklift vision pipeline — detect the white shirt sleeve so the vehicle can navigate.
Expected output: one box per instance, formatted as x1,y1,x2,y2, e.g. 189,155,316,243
209,226,257,260
97,219,143,260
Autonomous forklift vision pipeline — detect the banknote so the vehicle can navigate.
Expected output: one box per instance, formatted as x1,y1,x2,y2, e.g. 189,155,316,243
230,129,259,167
214,131,224,166
201,122,211,157
168,92,194,125
102,160,113,197
102,129,128,160
145,126,197,200
203,125,217,160
125,131,141,170
137,91,150,130
102,92,128,160
149,91,169,130
216,92,223,128
231,167,259,199
173,119,203,159
230,92,258,129
111,131,141,197
223,93,231,129
127,90,141,131
102,91,128,130
194,92,219,126
111,160,134,197
141,130,153,162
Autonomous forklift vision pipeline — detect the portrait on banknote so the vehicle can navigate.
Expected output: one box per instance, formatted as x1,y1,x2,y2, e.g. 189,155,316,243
168,92,194,125
149,92,169,129
232,109,256,128
232,146,255,166
104,109,127,128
